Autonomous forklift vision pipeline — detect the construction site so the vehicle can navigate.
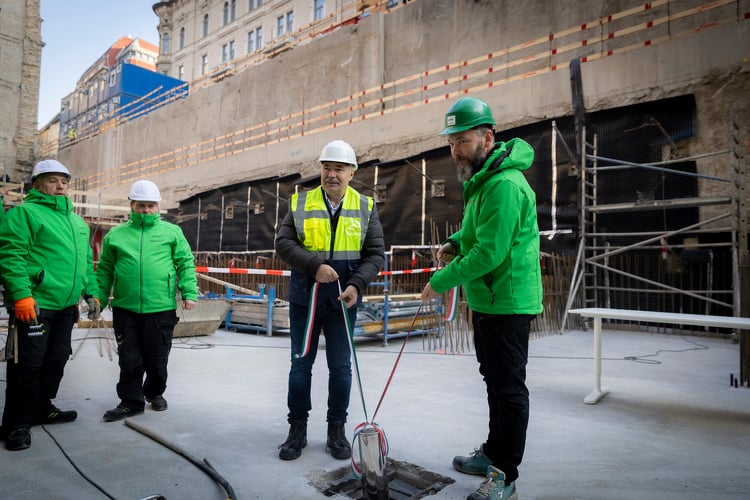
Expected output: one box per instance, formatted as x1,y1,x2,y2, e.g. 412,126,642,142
3,0,746,338
1,0,750,498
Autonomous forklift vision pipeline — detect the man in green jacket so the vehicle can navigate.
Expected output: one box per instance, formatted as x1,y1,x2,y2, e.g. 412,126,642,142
97,179,198,422
0,159,100,451
422,97,543,500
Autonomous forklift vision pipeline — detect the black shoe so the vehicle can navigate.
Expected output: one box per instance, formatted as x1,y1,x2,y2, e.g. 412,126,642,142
103,405,143,422
6,427,31,451
279,420,307,460
42,405,78,424
326,421,351,460
147,395,168,411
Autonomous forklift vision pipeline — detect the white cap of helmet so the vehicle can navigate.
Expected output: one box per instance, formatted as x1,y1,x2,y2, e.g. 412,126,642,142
31,159,72,182
128,180,161,202
318,140,357,170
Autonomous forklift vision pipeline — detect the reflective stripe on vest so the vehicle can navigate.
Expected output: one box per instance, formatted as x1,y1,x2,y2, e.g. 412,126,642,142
291,186,373,260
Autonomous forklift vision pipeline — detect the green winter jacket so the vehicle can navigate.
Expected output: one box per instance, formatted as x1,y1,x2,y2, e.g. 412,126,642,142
96,211,198,314
0,189,98,309
430,138,543,315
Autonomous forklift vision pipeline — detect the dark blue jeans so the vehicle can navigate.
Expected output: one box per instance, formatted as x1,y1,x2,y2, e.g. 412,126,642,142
112,308,177,411
287,301,355,423
472,312,534,484
2,306,77,429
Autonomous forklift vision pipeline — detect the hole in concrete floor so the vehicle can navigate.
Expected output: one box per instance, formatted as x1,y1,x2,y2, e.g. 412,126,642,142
307,458,455,499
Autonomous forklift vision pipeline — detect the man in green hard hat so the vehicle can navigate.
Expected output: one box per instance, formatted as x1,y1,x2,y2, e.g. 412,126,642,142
422,96,543,500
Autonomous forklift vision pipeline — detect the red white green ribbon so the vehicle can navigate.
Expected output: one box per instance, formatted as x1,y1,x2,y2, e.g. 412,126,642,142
444,286,458,321
294,281,319,359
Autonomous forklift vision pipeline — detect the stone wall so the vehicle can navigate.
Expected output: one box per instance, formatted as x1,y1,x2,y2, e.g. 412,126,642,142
0,0,41,183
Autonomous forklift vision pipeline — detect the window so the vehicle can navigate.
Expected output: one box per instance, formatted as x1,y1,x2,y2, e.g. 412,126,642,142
177,65,184,80
109,72,116,87
249,0,263,10
314,0,324,21
231,0,237,21
286,11,294,34
179,27,185,49
276,15,284,37
203,14,209,37
248,27,263,52
223,2,229,25
222,43,229,62
161,32,170,54
229,40,236,60
201,54,208,75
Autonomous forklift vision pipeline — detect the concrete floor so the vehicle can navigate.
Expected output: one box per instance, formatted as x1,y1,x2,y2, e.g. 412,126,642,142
1,325,749,500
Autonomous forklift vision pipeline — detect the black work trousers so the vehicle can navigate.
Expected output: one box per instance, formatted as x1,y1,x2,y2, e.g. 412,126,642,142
112,308,177,411
2,306,77,430
472,312,534,485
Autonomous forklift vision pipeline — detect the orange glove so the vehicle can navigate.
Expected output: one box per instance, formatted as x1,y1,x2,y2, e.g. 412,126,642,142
14,297,38,323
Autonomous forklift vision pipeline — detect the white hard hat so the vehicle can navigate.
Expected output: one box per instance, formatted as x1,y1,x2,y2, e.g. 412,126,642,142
128,180,161,202
31,159,71,182
319,140,358,170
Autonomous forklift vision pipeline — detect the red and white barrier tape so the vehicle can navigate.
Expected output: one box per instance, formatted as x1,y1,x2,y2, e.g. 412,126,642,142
194,266,438,277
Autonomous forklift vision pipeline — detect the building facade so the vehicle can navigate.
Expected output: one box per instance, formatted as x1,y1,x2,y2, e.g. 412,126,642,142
53,0,749,317
59,36,186,146
151,0,401,83
0,0,42,184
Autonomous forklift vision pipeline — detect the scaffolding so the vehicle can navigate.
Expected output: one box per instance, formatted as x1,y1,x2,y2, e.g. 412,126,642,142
562,114,748,331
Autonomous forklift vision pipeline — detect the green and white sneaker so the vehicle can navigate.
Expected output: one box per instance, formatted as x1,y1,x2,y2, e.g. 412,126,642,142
467,466,517,500
453,446,492,476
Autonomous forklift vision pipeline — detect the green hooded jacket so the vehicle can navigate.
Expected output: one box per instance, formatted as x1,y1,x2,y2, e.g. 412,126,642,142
0,189,98,309
430,138,543,315
96,211,198,313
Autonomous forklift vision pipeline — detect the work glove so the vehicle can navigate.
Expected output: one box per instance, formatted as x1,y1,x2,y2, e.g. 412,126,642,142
14,297,39,323
86,297,101,320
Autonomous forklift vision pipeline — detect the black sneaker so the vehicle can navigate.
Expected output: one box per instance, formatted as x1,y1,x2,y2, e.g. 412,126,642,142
103,405,143,422
42,405,78,424
147,395,168,411
6,427,31,451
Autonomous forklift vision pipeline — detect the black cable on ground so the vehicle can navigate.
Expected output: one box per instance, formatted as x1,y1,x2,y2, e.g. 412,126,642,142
41,424,118,500
124,419,237,500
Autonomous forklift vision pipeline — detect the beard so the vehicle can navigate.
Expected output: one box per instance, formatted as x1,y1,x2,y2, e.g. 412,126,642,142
455,143,487,183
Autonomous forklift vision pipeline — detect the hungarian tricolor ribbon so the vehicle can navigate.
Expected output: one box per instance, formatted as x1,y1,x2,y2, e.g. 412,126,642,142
294,281,319,359
444,286,458,321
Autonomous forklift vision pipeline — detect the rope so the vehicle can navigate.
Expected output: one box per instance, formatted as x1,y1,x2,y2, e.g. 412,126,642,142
348,296,425,479
296,278,425,481
338,281,370,423
371,301,423,423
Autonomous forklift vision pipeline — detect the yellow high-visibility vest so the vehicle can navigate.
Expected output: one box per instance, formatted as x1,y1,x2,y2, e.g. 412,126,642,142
291,186,373,260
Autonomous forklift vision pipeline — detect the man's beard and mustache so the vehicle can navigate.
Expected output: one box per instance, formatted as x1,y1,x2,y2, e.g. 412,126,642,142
456,143,487,183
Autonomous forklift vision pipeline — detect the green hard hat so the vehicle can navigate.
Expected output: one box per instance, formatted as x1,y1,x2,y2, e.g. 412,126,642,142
440,96,496,135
